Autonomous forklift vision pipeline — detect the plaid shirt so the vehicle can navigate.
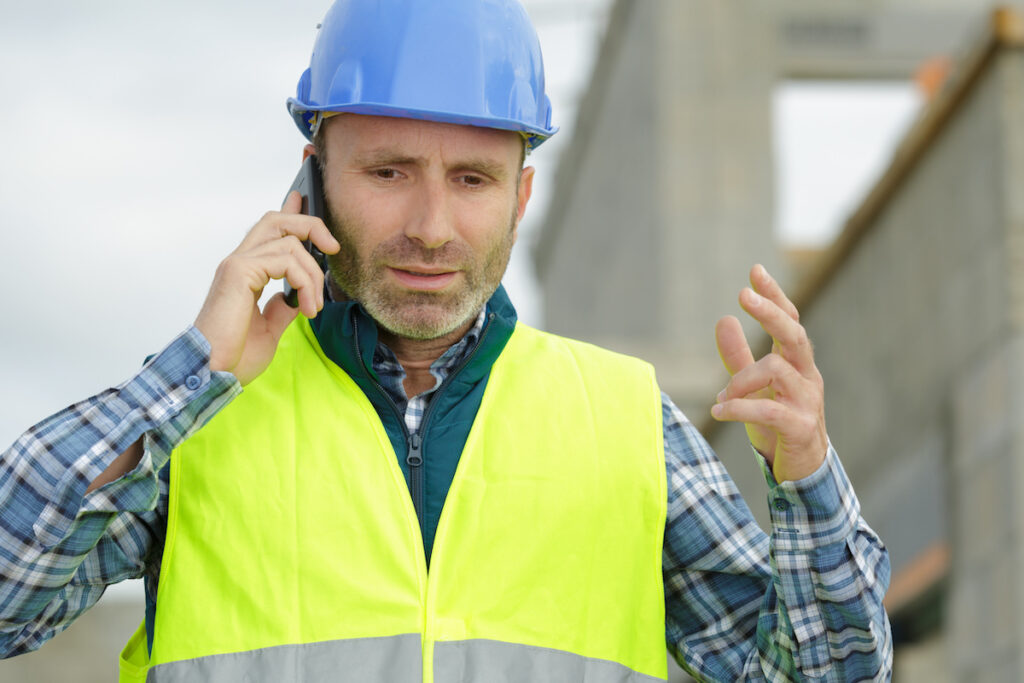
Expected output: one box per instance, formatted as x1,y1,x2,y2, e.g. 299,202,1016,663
373,311,486,435
0,321,892,681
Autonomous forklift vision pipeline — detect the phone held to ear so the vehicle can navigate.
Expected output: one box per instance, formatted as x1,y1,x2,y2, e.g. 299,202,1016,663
284,155,329,308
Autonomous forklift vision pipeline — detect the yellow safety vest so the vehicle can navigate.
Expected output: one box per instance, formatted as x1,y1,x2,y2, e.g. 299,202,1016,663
120,320,667,682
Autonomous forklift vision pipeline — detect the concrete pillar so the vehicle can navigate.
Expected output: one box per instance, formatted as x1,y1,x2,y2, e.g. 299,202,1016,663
537,0,783,420
655,0,782,416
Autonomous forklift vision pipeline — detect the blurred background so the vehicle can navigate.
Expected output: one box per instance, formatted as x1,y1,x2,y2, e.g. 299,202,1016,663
3,0,1023,680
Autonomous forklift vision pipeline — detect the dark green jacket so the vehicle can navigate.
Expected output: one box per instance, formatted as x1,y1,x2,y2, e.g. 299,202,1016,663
309,286,517,560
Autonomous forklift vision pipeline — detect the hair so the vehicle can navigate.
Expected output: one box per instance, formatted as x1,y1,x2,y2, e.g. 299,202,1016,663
312,122,330,176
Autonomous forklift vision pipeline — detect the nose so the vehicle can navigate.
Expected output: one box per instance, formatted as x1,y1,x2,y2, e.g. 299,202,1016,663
404,177,455,249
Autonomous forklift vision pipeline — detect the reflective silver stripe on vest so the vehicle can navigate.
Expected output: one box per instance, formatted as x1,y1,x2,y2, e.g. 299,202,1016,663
433,639,666,683
147,633,421,682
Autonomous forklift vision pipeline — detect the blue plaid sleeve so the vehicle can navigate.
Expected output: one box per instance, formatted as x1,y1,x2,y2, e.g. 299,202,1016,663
661,393,892,681
0,327,240,657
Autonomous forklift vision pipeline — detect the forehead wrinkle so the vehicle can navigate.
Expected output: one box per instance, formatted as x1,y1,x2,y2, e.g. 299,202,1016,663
449,157,511,181
350,148,423,168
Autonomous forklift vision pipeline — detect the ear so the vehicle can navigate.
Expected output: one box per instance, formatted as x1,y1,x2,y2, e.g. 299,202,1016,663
512,166,535,243
302,143,317,161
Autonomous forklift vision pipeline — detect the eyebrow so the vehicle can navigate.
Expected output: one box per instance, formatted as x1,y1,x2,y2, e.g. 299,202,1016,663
352,149,511,181
453,158,510,181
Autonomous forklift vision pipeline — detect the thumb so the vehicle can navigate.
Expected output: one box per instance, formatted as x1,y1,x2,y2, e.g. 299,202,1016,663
263,292,301,340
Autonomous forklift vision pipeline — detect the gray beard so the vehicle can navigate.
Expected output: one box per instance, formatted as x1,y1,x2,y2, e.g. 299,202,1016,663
322,203,515,340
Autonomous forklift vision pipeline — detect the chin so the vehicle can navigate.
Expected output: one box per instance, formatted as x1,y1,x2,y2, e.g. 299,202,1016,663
375,304,476,341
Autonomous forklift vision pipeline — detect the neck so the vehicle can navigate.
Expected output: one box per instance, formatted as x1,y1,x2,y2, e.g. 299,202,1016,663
329,277,484,398
378,319,476,398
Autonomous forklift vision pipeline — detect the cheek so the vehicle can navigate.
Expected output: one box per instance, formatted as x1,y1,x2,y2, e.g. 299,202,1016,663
329,192,396,247
343,193,416,245
454,195,519,245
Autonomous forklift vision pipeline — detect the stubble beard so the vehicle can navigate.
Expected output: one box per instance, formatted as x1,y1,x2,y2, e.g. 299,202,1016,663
323,203,516,341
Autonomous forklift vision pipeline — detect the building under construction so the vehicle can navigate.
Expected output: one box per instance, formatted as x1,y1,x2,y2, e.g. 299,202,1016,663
537,2,1024,681
4,2,1024,681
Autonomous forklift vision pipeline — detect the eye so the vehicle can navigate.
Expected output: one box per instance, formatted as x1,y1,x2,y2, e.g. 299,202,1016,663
373,168,398,180
458,174,485,187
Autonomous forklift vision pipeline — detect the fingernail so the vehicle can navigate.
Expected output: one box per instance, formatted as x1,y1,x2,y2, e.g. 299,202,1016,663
716,389,726,402
711,404,723,418
746,290,762,306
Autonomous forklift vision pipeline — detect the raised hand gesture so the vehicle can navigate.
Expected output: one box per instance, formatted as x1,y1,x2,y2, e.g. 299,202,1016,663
712,264,828,483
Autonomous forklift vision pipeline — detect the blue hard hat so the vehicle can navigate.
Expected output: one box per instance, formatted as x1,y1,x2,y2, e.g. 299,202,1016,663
287,0,558,150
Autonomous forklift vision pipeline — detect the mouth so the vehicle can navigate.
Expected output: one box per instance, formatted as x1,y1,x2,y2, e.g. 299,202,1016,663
387,266,459,291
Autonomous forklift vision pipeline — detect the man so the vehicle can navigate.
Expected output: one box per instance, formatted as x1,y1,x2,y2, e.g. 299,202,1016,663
0,0,892,681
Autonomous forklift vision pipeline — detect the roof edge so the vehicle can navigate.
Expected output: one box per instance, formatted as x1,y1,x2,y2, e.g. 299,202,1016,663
788,6,1024,320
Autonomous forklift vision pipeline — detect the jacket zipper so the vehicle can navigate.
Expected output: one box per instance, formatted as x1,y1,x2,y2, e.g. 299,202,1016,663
352,313,496,541
410,314,494,534
407,432,424,526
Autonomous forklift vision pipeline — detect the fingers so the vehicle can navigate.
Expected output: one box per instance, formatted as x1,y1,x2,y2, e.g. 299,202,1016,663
308,219,341,257
195,199,341,383
280,190,340,257
226,205,340,319
238,208,340,256
749,263,799,322
710,396,816,437
716,353,815,405
232,234,326,318
281,189,303,214
711,265,828,479
713,354,821,431
715,315,755,376
737,277,815,378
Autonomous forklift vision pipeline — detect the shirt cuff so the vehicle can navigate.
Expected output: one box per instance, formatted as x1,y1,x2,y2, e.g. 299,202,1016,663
102,325,235,451
85,326,240,496
757,442,862,554
42,328,239,532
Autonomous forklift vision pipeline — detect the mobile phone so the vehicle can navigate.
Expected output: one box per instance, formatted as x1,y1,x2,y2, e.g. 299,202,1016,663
283,154,329,307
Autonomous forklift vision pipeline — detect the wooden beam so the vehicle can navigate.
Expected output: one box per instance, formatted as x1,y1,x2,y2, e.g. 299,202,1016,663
884,542,950,615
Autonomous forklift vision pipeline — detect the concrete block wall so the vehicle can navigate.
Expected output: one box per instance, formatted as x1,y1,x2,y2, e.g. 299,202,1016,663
950,334,1024,680
537,0,782,421
540,0,664,343
947,46,1024,680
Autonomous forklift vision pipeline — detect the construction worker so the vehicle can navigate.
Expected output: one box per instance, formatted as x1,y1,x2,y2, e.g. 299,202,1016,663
0,1,892,681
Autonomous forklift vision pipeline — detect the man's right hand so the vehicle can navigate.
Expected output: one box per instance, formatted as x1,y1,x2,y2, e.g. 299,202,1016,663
194,190,340,386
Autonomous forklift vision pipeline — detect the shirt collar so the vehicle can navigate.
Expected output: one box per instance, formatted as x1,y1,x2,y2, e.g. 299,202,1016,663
372,308,487,400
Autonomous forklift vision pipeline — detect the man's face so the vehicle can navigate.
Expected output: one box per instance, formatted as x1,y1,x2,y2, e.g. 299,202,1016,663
317,114,533,340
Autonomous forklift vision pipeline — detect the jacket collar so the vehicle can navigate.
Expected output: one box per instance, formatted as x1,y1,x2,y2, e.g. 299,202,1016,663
308,285,518,386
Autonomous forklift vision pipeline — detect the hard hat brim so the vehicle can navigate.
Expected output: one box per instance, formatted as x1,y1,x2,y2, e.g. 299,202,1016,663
287,99,558,151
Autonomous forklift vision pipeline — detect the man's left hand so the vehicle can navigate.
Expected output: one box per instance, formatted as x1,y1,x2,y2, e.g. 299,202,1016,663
712,264,828,483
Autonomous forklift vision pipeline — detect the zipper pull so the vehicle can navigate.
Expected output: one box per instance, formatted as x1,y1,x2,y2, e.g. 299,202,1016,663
407,432,423,468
